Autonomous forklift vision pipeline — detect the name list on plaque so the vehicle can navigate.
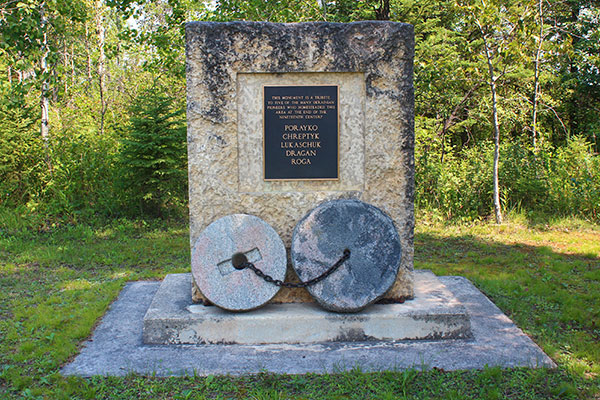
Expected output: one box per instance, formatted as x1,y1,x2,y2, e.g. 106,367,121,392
263,85,339,180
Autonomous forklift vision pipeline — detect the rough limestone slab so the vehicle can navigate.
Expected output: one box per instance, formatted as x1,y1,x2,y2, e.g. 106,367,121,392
291,199,402,312
186,21,415,304
61,271,555,377
143,271,469,345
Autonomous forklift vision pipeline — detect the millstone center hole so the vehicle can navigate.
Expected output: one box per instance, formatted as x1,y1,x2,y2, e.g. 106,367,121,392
231,253,248,270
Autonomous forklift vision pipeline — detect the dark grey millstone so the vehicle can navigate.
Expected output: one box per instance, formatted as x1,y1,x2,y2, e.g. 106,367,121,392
291,200,401,312
191,214,286,312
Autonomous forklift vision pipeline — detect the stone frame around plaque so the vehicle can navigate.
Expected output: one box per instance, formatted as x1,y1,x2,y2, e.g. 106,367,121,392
237,72,364,194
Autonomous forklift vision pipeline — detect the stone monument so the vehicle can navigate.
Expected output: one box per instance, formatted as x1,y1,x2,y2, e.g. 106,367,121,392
142,20,473,345
186,21,415,305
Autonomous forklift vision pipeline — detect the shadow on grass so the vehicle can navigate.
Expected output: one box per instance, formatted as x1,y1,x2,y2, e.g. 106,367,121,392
415,231,600,377
416,231,599,265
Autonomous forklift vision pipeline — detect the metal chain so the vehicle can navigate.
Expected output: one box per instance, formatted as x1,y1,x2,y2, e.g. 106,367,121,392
240,249,351,288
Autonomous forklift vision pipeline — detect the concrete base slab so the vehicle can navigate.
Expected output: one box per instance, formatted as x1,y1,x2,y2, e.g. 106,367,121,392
143,272,471,344
61,272,555,377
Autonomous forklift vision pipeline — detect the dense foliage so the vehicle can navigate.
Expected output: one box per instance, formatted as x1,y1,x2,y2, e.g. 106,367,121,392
0,0,598,222
417,137,600,221
118,84,187,216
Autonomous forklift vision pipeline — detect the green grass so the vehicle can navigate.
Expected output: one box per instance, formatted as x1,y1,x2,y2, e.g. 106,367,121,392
0,209,599,399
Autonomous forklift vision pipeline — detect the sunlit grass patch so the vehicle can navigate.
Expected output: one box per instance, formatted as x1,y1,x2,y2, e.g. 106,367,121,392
417,218,600,394
0,262,18,273
61,279,99,291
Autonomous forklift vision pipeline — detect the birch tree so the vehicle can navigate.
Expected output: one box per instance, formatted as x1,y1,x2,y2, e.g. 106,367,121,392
459,0,532,224
531,0,545,149
94,0,107,135
40,0,51,171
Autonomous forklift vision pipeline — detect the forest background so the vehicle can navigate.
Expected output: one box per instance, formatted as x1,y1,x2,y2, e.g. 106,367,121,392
1,0,599,224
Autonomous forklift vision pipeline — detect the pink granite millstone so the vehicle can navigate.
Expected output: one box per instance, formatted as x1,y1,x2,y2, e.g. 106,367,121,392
191,214,286,311
291,199,402,312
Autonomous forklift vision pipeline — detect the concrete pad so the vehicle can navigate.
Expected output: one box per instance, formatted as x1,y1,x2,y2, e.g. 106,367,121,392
143,272,471,344
61,272,555,377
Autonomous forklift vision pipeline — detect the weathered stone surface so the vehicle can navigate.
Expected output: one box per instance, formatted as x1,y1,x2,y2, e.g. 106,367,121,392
291,199,401,312
186,21,415,303
142,271,470,345
62,271,557,376
191,214,286,311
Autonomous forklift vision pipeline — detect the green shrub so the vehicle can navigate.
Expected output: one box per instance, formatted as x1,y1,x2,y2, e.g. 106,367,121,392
416,141,494,221
118,84,187,217
0,90,46,208
547,137,600,221
499,141,549,211
416,136,600,222
43,127,121,218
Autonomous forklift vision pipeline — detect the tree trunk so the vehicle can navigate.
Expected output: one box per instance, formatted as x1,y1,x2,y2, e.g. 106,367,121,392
480,26,503,224
375,0,390,20
532,0,543,150
490,84,502,223
71,43,75,86
40,0,52,174
63,41,68,95
85,21,92,82
95,0,107,135
320,0,327,21
567,4,579,140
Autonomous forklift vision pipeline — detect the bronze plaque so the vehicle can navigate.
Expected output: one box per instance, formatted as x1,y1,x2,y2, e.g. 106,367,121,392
263,85,339,180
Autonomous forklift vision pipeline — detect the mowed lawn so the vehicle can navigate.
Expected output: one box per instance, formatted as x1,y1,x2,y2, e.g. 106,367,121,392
0,211,598,399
